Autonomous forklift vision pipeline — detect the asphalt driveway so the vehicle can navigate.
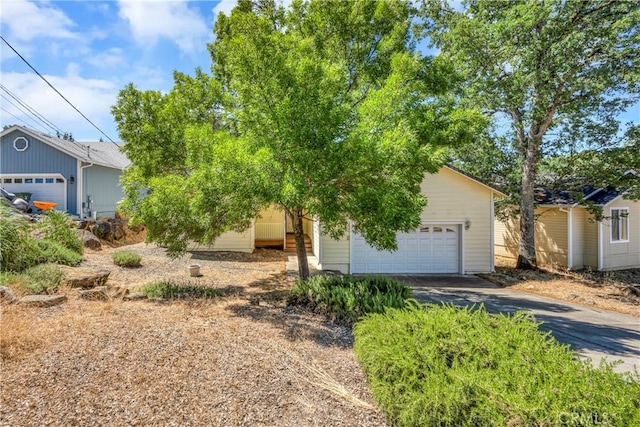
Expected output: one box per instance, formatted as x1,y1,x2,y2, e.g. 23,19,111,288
392,275,640,375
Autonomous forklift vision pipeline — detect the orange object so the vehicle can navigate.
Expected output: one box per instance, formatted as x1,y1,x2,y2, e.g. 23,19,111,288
33,201,57,210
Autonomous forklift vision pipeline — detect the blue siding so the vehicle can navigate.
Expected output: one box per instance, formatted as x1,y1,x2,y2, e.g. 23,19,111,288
83,165,124,217
1,129,78,214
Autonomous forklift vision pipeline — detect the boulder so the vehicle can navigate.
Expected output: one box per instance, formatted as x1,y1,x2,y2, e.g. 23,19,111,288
77,229,102,250
19,294,67,307
109,286,130,299
91,221,112,240
79,288,109,301
0,286,17,304
59,266,110,288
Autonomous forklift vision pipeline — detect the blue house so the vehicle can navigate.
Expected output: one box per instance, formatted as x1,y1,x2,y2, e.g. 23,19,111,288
0,125,129,218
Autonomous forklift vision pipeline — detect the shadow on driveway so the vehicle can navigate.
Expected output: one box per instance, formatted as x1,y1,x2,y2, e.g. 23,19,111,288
392,274,640,374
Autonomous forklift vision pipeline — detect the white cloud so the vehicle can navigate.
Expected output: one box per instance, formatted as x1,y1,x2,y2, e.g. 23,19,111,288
87,47,127,69
0,0,78,41
0,70,119,139
117,0,209,53
212,0,236,17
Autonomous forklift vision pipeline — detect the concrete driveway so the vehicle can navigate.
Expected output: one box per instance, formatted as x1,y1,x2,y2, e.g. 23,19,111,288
392,275,640,375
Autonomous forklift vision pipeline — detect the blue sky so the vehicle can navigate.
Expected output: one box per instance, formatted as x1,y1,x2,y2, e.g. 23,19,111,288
0,0,638,142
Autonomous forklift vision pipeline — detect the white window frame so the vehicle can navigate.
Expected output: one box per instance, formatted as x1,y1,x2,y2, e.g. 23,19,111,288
13,136,29,152
610,207,629,243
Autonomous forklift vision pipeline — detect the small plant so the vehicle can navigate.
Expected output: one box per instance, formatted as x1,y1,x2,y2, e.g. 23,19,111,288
20,263,65,294
288,275,412,324
0,207,39,272
354,304,640,427
112,250,142,268
37,210,83,254
141,281,221,299
36,240,83,266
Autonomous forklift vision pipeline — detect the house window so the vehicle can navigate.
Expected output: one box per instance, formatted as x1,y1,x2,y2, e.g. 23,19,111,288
3,178,11,184
14,178,22,184
35,178,44,183
25,178,33,183
13,137,28,151
45,178,54,183
611,208,629,242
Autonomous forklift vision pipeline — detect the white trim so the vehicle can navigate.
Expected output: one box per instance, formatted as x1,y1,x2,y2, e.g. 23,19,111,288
13,136,28,151
598,221,604,271
610,207,630,243
490,191,495,272
567,208,573,270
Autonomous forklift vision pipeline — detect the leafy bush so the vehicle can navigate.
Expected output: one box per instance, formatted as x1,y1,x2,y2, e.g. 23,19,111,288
37,210,83,254
36,240,83,266
354,304,640,427
20,263,65,294
288,275,412,324
141,281,221,299
0,207,39,272
112,251,142,267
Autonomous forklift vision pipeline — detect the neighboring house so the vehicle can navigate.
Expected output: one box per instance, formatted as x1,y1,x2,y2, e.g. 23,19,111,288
193,166,504,274
0,125,129,218
495,177,640,271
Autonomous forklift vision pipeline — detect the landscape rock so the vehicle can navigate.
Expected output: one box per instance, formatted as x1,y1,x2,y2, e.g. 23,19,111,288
79,288,109,301
109,286,130,299
91,221,112,240
77,229,102,250
0,286,17,304
123,292,147,301
59,266,110,288
19,294,67,307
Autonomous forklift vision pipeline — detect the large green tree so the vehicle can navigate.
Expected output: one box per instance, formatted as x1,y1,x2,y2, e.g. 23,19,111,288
113,0,481,279
421,0,640,269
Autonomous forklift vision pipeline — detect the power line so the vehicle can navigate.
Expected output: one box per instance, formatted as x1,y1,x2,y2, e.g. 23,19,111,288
1,107,50,133
0,85,64,134
0,94,54,133
1,35,119,146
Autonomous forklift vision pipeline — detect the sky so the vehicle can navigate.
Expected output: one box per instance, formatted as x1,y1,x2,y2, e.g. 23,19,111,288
0,0,638,142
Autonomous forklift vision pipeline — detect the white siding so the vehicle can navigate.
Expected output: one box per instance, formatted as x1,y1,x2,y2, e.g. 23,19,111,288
312,220,321,264
255,205,284,240
320,230,350,273
601,198,640,270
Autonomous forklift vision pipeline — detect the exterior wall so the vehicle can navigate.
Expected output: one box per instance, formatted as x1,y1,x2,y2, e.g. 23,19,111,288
189,230,254,253
83,165,124,217
601,198,640,270
582,213,599,269
312,220,321,263
420,167,494,273
1,129,78,214
494,208,569,268
319,167,497,274
571,208,587,269
255,205,285,240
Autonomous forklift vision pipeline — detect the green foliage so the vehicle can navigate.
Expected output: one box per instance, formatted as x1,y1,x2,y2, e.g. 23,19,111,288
288,275,412,324
354,304,640,427
20,263,65,295
141,281,221,299
112,0,481,273
36,240,83,267
37,210,83,255
112,251,142,268
0,207,39,272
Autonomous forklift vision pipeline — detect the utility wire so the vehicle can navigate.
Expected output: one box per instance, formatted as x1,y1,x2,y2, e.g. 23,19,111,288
0,85,64,134
1,106,50,133
1,35,119,146
0,94,54,133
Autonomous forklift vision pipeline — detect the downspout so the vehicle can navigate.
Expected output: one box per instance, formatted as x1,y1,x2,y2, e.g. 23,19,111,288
79,162,94,219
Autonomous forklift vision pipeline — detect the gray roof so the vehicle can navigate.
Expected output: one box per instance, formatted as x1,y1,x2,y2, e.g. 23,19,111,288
535,171,638,207
1,125,130,170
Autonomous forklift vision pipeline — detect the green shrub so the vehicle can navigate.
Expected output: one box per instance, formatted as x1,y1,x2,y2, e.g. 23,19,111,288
21,263,65,294
37,210,83,254
0,207,39,272
112,250,142,267
288,275,412,324
354,304,640,427
36,240,83,266
141,281,221,299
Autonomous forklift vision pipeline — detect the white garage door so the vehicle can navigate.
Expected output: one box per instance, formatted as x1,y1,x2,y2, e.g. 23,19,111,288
351,224,460,273
1,175,67,211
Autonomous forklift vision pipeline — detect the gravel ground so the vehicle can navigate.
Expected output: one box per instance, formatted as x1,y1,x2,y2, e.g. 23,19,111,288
1,243,386,426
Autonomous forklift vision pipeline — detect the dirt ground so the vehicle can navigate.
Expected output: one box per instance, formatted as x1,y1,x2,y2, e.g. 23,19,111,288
1,243,386,426
479,257,640,318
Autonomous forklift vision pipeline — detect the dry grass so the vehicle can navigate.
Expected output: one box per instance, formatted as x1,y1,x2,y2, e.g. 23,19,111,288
480,257,640,317
1,244,386,426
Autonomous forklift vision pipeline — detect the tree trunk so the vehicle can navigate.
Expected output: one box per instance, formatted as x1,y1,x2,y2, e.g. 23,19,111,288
517,139,538,269
289,208,310,280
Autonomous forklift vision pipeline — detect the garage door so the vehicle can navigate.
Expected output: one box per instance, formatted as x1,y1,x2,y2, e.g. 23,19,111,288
0,175,67,211
351,224,460,273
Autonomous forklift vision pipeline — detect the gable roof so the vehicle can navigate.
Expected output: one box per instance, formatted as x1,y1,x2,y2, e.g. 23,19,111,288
0,125,130,170
444,165,507,196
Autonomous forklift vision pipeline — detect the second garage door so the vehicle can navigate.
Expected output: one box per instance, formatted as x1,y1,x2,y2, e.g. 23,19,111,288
351,224,460,274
